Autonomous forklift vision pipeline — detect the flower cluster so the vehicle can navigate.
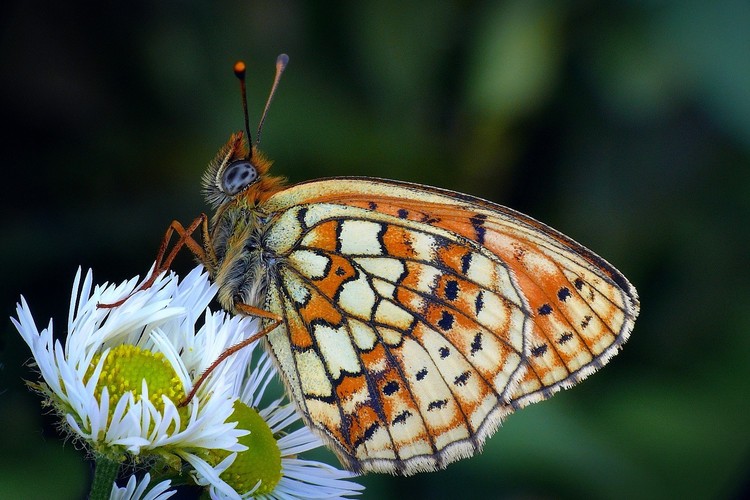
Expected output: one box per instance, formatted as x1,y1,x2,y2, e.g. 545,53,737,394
12,266,364,499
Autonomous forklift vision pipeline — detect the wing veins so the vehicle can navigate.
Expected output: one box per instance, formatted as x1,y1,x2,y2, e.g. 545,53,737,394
291,234,524,427
360,316,441,465
506,229,631,312
298,240,529,331
353,254,525,355
298,214,529,311
275,271,355,451
553,260,626,339
350,261,511,431
279,263,435,466
400,210,616,406
508,262,630,403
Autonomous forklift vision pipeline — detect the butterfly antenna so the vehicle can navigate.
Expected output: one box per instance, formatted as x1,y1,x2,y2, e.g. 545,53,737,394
255,53,289,146
233,61,253,159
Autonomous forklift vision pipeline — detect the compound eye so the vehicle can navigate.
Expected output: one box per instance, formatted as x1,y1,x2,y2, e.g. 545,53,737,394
221,160,258,195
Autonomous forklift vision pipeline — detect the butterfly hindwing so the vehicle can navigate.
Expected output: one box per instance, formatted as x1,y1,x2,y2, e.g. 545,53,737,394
260,177,639,474
264,205,528,473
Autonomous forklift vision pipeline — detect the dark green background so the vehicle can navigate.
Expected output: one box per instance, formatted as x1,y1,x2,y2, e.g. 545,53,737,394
1,1,748,498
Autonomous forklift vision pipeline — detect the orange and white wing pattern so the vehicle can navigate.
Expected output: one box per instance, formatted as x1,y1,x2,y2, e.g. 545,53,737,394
259,177,639,475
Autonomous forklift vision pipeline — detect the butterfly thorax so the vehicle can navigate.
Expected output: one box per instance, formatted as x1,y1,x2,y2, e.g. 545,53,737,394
209,199,280,314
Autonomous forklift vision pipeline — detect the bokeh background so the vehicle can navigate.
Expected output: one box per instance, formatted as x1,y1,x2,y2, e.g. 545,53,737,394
1,1,748,498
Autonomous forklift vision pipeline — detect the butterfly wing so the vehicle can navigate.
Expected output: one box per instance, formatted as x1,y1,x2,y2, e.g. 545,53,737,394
259,177,639,475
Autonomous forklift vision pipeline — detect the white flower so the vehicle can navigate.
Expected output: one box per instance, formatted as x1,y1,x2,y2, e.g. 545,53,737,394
198,351,365,499
11,265,254,470
13,264,365,499
109,473,174,500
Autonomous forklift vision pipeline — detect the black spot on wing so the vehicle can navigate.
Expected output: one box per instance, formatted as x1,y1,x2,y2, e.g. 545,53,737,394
474,226,487,245
416,368,428,381
382,380,400,396
368,201,377,210
574,278,585,290
444,280,459,301
470,332,482,355
460,252,473,274
558,287,571,301
454,370,471,386
392,410,412,425
558,332,574,344
469,214,488,244
438,311,455,330
475,291,485,314
427,399,447,411
531,344,548,357
537,304,553,315
439,346,450,359
397,208,409,219
581,315,592,329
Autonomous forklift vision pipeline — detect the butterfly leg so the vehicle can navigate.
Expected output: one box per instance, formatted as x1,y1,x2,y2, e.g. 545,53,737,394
98,214,215,308
180,302,283,406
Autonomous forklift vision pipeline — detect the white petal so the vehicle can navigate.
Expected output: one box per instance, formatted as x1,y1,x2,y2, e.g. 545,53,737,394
109,472,175,500
181,451,240,500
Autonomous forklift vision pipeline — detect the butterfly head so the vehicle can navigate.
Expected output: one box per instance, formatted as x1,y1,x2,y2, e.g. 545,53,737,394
202,55,289,209
202,131,285,208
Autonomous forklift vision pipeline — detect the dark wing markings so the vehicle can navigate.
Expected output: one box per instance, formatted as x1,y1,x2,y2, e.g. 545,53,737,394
347,252,522,431
278,261,439,468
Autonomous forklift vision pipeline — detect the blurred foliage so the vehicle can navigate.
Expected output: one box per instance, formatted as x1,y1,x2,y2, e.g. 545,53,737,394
1,1,749,498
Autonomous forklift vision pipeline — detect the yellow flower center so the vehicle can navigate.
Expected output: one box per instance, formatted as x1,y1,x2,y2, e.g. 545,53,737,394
210,401,283,495
85,344,187,430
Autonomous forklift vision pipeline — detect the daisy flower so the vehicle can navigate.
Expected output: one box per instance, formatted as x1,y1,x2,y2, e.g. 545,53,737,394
12,265,366,499
109,473,175,500
11,266,253,494
196,349,366,500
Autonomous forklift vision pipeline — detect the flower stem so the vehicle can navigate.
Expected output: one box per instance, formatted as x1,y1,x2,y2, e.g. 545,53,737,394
90,456,120,500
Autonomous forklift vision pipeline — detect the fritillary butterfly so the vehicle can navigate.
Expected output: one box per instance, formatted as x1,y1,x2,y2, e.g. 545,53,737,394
114,55,639,475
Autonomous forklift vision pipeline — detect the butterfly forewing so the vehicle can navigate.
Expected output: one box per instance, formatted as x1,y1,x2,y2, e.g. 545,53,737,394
258,177,638,474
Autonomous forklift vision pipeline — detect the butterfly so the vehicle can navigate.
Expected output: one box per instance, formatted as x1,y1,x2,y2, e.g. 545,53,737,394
106,54,639,476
